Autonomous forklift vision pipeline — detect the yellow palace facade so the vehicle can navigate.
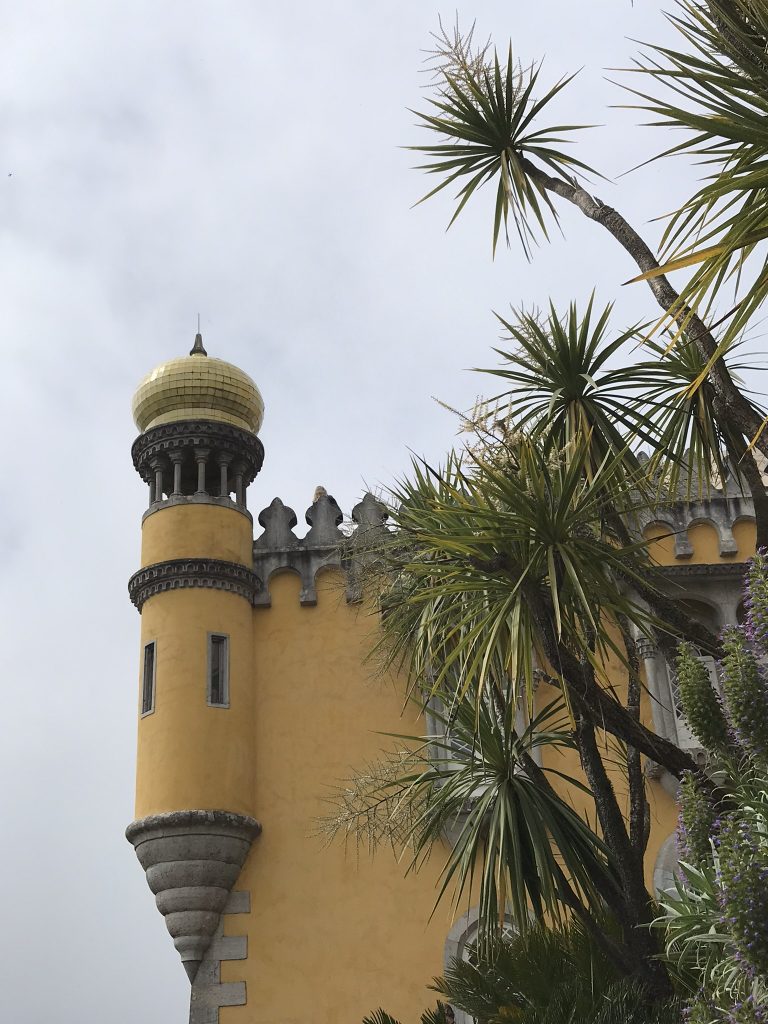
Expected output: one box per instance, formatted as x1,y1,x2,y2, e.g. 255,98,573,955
125,338,756,1024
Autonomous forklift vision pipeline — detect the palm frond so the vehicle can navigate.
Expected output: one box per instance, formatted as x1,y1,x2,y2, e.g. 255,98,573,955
363,1011,404,1024
432,921,678,1024
628,0,768,348
411,26,596,256
324,693,619,944
375,438,657,711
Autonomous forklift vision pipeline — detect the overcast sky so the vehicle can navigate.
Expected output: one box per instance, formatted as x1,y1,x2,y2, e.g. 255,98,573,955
0,2,754,1021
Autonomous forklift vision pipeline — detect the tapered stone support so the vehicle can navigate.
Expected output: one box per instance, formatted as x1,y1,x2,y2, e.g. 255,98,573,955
126,810,261,982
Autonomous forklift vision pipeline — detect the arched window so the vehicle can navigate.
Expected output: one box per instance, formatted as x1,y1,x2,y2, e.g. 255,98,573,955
444,907,516,1024
653,833,681,896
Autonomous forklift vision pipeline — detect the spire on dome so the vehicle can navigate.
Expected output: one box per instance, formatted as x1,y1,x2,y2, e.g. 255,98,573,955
190,331,207,356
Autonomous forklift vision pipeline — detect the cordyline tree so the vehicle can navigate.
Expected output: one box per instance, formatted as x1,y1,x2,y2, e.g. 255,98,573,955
324,0,768,1005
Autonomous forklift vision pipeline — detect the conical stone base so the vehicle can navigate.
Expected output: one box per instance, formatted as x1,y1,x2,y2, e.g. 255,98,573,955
126,810,261,981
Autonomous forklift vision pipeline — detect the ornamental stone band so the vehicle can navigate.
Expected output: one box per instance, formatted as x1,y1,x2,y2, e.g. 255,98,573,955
128,558,262,611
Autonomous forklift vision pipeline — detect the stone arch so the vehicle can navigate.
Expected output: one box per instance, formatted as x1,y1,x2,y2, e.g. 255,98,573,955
674,596,721,632
653,833,680,896
642,519,688,560
444,907,516,1024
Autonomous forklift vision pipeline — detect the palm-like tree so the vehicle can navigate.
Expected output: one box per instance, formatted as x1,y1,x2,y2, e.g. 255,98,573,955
629,0,768,354
333,9,768,1005
334,298,749,992
327,692,620,948
410,17,768,541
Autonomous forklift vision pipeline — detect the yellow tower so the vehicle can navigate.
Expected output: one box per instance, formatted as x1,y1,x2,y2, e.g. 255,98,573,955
126,333,264,982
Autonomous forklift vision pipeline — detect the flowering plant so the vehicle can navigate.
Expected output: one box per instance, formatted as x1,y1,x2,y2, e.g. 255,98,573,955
657,554,768,1023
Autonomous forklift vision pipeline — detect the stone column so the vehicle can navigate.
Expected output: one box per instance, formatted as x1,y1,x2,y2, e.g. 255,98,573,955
233,461,245,507
150,457,166,503
216,453,232,498
195,449,210,496
170,451,184,497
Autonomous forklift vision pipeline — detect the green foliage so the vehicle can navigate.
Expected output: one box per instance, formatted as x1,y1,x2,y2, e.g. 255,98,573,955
362,1004,453,1024
411,28,595,256
323,693,618,944
718,814,768,978
630,0,768,351
363,1012,404,1024
376,435,654,708
352,7,768,1017
363,922,680,1024
485,297,656,473
657,559,768,1021
485,298,760,498
720,626,768,765
678,773,716,869
637,337,761,498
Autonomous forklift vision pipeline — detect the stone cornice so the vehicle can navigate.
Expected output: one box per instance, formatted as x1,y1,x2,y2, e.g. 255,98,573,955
128,558,262,611
140,493,253,525
125,809,262,844
655,561,748,580
132,419,264,484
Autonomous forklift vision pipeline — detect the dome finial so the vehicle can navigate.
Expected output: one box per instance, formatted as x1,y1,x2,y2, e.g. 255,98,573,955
190,314,207,356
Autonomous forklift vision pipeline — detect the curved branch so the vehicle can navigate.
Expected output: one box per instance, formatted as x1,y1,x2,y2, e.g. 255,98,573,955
520,158,768,522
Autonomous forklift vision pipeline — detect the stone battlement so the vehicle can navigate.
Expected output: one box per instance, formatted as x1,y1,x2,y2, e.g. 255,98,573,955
249,484,756,607
252,491,388,606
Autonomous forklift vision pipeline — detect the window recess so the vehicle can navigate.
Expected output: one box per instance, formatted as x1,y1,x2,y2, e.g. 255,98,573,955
142,641,156,716
207,633,230,707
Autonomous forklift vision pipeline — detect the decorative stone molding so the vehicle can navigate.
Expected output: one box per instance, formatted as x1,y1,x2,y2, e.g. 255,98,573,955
189,890,250,1024
252,492,389,606
126,810,261,983
345,492,390,603
636,490,754,560
128,558,262,611
657,562,748,579
141,493,253,525
132,420,264,486
254,493,337,605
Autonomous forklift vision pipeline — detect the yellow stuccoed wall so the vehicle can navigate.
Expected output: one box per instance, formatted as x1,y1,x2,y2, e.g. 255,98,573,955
220,570,451,1024
136,588,256,817
141,502,253,568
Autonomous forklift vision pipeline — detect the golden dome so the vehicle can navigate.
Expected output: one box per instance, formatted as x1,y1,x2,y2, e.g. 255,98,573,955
132,335,265,434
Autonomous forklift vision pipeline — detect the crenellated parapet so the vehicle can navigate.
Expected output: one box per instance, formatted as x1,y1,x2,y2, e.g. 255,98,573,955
252,491,388,606
636,486,755,560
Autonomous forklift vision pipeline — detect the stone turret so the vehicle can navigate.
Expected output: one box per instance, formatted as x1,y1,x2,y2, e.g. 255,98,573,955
126,334,391,995
126,336,265,983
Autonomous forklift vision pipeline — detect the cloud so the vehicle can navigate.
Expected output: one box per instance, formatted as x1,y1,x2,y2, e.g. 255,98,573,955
1,2,756,1021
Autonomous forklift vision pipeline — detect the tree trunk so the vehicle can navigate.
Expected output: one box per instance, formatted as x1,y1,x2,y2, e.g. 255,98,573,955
521,157,768,543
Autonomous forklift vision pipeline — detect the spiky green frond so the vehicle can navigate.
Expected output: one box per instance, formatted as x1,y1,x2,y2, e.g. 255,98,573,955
325,694,618,944
481,296,764,498
433,921,678,1024
484,296,657,471
373,437,656,711
411,28,595,256
362,1011,404,1024
629,0,768,349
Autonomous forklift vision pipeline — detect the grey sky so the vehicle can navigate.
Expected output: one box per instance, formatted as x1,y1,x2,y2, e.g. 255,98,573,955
0,2,748,1021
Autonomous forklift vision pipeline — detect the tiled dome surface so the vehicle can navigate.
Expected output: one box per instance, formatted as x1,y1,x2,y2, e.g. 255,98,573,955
132,353,264,434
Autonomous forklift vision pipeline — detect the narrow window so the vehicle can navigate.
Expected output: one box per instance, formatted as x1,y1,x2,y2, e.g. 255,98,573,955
208,634,229,707
142,641,156,715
